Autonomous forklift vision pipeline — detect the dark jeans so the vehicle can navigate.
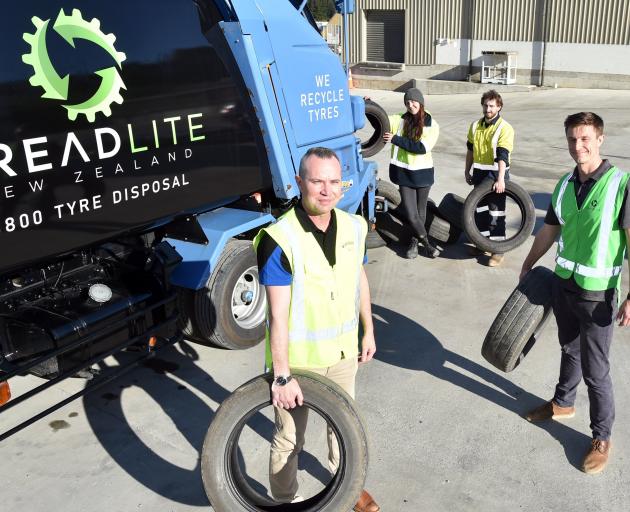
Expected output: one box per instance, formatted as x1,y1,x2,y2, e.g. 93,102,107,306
472,169,508,244
552,277,617,440
399,185,430,239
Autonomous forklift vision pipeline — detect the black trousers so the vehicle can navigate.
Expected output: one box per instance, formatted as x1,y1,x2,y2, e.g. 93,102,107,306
551,277,617,440
399,185,430,239
472,169,507,244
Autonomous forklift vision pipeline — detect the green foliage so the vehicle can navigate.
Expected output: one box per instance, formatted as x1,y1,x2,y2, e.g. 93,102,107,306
308,0,336,21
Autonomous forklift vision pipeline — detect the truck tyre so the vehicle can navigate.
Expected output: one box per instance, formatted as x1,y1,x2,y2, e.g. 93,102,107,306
361,100,390,158
482,266,554,372
427,212,461,245
463,181,535,254
201,370,368,512
438,193,465,230
193,240,265,350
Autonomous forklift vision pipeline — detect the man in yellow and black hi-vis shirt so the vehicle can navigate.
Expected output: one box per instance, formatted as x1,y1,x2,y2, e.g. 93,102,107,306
464,90,515,267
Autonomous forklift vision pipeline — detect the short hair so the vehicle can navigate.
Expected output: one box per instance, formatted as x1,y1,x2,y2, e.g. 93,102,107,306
481,89,503,108
564,112,604,136
298,147,340,179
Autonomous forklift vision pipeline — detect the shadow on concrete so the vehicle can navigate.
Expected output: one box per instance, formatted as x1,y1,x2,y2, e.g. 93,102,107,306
371,304,590,470
83,341,330,506
531,192,552,234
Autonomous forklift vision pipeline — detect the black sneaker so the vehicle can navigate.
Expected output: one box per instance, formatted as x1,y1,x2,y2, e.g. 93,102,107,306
419,237,439,258
403,237,419,259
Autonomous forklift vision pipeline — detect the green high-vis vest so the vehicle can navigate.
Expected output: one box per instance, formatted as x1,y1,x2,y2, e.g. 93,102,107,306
253,207,367,369
552,166,629,291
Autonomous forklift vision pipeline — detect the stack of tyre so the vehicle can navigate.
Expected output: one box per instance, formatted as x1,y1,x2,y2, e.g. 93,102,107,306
371,180,464,249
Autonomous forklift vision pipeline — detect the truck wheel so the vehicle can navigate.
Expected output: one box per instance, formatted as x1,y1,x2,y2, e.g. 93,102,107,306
482,266,554,372
361,100,390,158
193,240,265,350
201,370,368,512
438,193,465,230
463,181,535,254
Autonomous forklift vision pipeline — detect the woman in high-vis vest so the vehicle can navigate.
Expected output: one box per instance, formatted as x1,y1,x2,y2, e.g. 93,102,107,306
383,88,440,259
520,112,630,476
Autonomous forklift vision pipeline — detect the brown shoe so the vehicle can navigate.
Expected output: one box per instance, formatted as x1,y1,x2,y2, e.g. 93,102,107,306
526,401,575,422
582,439,611,474
487,253,504,267
467,245,489,256
353,489,380,512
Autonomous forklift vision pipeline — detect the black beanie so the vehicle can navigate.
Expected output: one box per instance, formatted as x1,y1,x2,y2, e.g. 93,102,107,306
404,87,424,105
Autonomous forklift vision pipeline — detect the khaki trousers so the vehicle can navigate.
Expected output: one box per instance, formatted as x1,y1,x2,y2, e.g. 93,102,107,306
269,354,358,503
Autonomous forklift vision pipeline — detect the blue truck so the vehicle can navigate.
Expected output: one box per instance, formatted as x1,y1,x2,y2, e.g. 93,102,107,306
0,0,377,437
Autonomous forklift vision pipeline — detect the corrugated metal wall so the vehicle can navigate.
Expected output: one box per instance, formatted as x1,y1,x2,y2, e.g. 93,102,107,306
545,0,630,44
348,0,630,64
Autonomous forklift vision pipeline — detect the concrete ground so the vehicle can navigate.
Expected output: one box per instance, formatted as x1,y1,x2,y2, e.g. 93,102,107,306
2,87,630,512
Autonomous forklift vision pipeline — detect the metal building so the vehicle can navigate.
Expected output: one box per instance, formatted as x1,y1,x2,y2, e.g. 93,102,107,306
347,0,630,88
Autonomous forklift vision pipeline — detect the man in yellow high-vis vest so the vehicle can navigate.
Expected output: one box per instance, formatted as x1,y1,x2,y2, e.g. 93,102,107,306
520,112,630,475
254,147,379,512
464,90,515,267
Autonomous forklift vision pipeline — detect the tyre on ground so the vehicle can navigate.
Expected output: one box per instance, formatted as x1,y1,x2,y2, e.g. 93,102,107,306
438,193,465,230
182,239,266,350
201,370,369,512
462,180,535,254
426,210,461,245
481,266,554,372
374,180,407,245
361,100,390,158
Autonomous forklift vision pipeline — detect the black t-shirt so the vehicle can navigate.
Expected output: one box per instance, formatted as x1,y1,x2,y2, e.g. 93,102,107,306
257,203,345,275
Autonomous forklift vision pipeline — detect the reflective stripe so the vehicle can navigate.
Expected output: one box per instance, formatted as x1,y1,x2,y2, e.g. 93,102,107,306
556,255,622,278
390,159,432,171
596,170,624,268
480,230,490,236
488,210,506,217
489,235,506,241
491,120,503,161
558,235,564,252
276,219,306,341
474,162,500,171
289,317,358,343
553,173,572,225
476,205,489,213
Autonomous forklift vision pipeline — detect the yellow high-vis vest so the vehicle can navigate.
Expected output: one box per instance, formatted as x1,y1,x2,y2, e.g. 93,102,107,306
389,111,439,170
254,207,367,369
467,116,514,171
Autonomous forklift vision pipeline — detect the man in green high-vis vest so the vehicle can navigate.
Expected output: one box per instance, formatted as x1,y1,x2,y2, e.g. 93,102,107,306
519,112,630,475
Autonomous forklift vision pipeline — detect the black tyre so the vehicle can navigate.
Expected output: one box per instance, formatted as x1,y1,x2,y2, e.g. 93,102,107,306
375,180,407,245
427,212,461,245
438,193,465,230
482,266,554,372
360,100,390,158
463,181,535,254
193,240,265,350
201,371,369,512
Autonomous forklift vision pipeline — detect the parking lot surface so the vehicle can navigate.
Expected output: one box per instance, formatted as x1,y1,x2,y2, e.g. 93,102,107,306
2,87,630,511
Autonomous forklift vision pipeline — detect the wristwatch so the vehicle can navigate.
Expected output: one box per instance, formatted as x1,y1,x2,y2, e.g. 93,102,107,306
272,375,293,387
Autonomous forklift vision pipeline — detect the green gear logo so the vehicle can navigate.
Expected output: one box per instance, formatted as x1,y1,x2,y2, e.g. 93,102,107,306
22,8,126,123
